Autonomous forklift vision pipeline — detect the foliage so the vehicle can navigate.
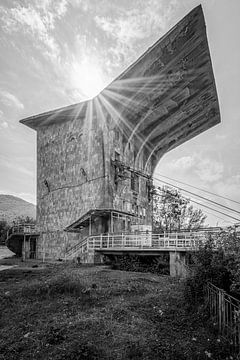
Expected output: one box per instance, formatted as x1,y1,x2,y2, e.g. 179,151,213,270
0,216,35,245
153,186,207,232
109,254,169,275
185,228,240,306
13,216,36,225
0,220,10,245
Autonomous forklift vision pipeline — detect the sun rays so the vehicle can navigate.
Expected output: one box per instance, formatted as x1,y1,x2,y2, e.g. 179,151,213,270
67,66,198,174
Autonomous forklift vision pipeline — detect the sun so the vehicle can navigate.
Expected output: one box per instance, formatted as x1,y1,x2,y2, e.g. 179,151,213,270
71,61,107,100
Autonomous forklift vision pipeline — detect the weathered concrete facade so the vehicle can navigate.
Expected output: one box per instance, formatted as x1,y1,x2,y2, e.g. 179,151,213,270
20,5,221,259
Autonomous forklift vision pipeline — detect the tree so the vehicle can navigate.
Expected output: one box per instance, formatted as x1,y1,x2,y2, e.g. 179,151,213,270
0,220,10,245
185,228,240,303
153,185,207,232
14,216,36,225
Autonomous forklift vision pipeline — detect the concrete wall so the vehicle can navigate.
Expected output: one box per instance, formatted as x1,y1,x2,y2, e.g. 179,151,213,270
36,106,153,259
36,106,110,259
169,251,188,278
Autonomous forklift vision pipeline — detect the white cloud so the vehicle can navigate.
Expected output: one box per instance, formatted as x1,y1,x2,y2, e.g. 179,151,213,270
0,121,8,129
160,153,224,184
216,134,227,140
95,0,177,42
213,175,240,203
168,156,194,170
0,90,24,110
195,158,224,183
0,155,33,177
94,0,178,68
0,1,68,62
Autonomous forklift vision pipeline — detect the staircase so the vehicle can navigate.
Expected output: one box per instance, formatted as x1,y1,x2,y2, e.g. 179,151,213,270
65,236,89,260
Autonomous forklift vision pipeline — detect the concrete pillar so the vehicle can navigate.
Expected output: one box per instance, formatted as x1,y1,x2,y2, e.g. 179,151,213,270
169,251,188,278
79,249,104,264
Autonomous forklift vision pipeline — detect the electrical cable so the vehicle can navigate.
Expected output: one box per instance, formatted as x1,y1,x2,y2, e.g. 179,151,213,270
189,199,240,222
154,176,240,216
158,185,240,222
155,172,240,206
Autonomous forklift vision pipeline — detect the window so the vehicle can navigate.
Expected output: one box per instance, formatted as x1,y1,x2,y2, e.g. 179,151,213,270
115,130,120,141
131,172,139,193
115,151,120,161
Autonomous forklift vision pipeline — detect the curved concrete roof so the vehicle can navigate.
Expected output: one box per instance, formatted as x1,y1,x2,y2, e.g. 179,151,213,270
20,4,220,161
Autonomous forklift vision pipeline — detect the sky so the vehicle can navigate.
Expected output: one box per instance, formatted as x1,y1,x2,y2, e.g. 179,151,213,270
0,0,240,226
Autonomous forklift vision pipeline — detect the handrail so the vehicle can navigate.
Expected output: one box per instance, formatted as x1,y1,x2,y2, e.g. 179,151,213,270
65,236,89,256
206,282,240,352
65,232,206,259
7,224,37,237
87,232,205,250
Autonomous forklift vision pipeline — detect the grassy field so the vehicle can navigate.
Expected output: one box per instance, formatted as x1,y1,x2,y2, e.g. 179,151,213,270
0,262,232,360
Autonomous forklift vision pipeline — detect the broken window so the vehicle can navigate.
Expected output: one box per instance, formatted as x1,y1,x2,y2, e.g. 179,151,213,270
115,151,120,161
131,172,139,193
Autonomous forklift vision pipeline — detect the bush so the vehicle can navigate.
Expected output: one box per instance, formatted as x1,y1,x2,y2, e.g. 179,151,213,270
184,233,240,305
109,254,169,275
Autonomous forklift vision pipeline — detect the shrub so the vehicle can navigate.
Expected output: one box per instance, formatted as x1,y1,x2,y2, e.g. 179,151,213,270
109,254,169,275
184,232,240,305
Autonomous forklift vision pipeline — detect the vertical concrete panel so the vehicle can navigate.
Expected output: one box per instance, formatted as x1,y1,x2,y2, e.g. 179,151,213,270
169,251,187,278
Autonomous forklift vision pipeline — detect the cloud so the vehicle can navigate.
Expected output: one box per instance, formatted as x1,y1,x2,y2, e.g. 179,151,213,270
0,155,33,177
195,158,224,183
0,121,8,129
0,1,68,62
168,156,194,171
213,175,240,204
216,134,227,140
94,0,178,68
161,153,224,184
0,90,24,110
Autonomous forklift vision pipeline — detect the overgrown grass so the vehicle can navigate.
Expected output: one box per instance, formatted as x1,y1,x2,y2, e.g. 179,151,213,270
0,264,234,359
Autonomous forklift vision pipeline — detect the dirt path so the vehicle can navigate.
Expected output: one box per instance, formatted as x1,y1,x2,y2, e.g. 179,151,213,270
0,265,17,271
0,246,14,260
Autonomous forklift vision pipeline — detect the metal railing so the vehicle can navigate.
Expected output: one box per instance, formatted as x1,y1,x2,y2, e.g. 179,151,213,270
66,232,206,259
88,232,204,250
65,236,89,258
206,282,240,353
7,224,37,237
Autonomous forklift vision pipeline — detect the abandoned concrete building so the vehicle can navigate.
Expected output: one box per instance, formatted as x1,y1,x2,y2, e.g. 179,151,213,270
15,5,220,261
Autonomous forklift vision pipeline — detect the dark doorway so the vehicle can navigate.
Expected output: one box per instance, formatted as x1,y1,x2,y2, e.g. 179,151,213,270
29,237,37,259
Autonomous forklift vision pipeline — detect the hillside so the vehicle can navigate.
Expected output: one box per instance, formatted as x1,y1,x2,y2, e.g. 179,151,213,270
0,194,36,223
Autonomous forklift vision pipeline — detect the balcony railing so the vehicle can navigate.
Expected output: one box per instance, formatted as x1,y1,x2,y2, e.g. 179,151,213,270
66,232,206,259
7,224,38,237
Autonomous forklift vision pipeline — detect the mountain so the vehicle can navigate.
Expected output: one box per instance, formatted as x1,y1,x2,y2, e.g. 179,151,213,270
0,194,36,223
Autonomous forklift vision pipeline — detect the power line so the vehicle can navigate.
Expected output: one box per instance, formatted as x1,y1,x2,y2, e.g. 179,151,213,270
190,199,240,222
154,176,240,216
196,209,236,225
155,172,240,206
157,182,240,222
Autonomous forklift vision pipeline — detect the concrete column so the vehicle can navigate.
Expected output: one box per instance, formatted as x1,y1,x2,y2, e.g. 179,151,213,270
169,251,187,278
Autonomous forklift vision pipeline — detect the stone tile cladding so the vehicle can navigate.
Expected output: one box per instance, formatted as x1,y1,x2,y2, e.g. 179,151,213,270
36,108,110,259
36,105,153,259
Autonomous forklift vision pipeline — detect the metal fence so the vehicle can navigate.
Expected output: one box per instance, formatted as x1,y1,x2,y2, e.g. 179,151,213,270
206,282,240,353
8,223,37,236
